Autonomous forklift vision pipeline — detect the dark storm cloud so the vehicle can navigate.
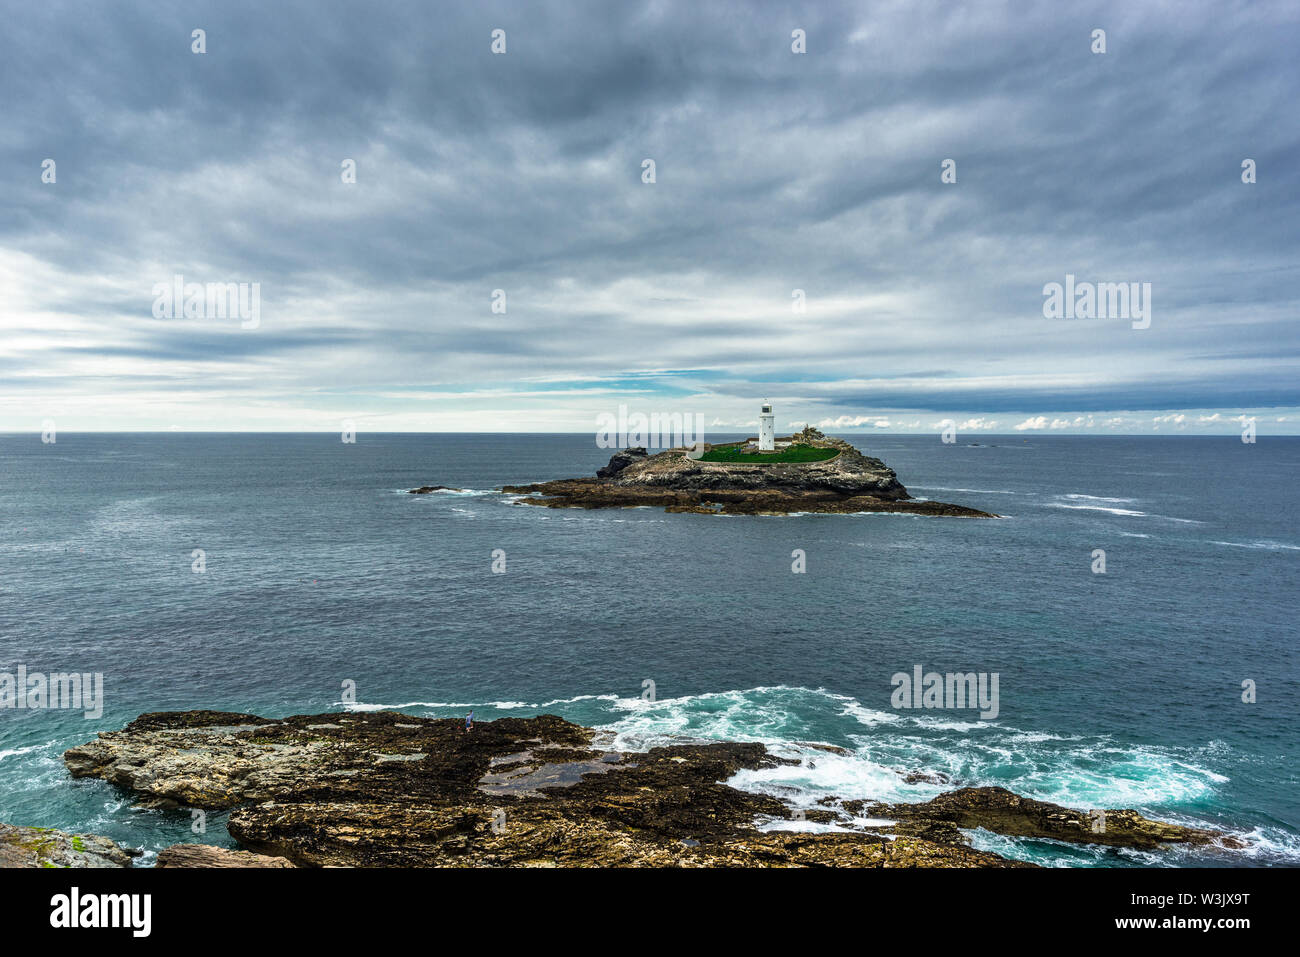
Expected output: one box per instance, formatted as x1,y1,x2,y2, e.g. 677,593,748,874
1,0,1297,429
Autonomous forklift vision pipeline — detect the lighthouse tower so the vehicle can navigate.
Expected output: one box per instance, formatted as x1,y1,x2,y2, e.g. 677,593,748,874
758,402,775,451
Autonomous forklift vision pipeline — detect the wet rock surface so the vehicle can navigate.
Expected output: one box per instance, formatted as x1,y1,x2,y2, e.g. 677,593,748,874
61,711,1239,867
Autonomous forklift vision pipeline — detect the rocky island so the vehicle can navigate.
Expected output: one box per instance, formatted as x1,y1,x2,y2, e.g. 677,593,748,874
0,709,1240,867
411,426,997,517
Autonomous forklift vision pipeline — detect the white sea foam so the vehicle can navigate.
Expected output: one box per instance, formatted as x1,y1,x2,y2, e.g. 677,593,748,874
839,699,904,727
341,699,529,711
849,511,926,518
1209,539,1300,551
912,486,1021,495
343,693,625,713
1047,503,1147,516
593,687,1250,825
1047,502,1204,524
0,743,47,763
537,694,621,707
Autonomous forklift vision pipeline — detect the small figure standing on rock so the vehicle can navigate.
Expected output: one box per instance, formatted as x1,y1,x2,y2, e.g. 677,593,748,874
465,711,474,732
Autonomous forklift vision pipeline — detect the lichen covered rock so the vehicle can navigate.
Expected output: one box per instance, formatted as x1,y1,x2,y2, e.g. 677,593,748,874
0,822,135,868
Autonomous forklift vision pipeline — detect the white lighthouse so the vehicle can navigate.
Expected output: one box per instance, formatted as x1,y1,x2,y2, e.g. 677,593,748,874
758,402,775,451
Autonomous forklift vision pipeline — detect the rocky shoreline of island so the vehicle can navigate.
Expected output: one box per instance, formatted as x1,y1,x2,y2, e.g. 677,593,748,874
1,709,1244,867
411,427,998,517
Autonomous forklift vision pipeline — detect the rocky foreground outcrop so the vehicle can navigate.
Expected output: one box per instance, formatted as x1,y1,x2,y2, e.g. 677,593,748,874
491,427,996,516
0,822,135,868
58,711,1240,867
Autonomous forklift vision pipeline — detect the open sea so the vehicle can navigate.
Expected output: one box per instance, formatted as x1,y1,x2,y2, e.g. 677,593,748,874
1,432,1296,867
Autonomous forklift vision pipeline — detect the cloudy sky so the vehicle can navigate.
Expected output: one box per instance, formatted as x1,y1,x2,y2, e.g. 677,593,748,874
3,0,1297,434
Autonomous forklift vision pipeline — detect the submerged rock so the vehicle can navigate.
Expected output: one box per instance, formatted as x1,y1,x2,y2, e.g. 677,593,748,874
0,822,135,868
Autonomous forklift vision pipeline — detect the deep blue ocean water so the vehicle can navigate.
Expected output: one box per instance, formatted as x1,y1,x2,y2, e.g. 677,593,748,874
1,432,1296,867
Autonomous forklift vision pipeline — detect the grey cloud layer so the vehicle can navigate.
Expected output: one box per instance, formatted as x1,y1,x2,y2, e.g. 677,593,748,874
2,0,1298,427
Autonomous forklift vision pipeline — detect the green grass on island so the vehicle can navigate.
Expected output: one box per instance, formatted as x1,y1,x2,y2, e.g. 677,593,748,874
697,443,840,464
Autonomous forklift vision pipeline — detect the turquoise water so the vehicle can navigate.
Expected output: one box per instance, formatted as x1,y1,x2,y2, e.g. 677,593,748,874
0,433,1296,866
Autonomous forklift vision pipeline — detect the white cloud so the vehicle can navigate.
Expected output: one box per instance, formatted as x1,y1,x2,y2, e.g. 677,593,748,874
816,415,891,429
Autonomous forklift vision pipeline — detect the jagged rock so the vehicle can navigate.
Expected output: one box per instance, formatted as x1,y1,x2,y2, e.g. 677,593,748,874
880,819,972,846
595,447,648,478
866,787,1245,851
65,711,1036,867
797,741,850,755
793,425,826,443
155,844,295,867
0,822,134,868
901,770,952,785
